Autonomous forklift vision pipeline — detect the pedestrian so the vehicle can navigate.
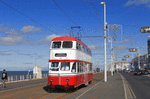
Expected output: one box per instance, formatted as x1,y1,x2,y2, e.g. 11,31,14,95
1,69,7,88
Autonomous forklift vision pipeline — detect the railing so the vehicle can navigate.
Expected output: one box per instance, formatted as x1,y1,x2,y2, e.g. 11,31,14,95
0,73,48,83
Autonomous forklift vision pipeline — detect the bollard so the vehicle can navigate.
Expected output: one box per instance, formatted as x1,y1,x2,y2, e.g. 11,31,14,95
11,75,13,81
46,73,47,77
16,75,17,81
30,74,31,79
20,75,22,80
8,76,10,82
22,75,24,80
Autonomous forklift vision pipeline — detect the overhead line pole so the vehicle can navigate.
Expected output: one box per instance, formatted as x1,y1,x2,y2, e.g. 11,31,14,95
101,2,107,82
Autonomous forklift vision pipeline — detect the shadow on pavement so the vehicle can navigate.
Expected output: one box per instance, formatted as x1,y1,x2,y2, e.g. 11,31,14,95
43,84,86,93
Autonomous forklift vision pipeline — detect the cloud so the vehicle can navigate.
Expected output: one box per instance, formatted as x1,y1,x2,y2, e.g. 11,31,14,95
21,26,41,33
23,62,33,64
39,34,61,45
113,46,128,53
0,52,12,55
113,45,128,50
124,0,150,6
122,39,135,43
88,45,101,50
0,35,36,45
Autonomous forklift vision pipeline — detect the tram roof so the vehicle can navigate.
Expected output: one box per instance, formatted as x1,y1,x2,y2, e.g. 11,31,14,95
52,36,91,51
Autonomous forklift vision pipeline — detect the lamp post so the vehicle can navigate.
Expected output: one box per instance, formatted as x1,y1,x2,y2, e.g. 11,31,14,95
137,47,140,69
101,2,107,82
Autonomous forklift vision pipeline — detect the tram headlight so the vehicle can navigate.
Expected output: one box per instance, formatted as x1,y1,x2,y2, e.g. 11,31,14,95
66,78,69,82
50,79,53,82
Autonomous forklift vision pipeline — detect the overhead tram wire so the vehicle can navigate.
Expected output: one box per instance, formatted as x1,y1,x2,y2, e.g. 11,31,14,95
91,0,103,32
52,0,77,26
52,0,97,47
0,0,54,33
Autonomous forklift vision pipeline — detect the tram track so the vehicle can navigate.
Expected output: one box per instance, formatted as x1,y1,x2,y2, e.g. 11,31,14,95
0,72,108,99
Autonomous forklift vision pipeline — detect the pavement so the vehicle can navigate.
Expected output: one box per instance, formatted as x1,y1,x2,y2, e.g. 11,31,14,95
75,73,125,99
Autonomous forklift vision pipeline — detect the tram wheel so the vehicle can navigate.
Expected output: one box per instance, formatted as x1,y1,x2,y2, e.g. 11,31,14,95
89,80,92,84
84,82,88,87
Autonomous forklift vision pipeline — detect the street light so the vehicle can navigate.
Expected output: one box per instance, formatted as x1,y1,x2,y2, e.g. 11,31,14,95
137,47,140,69
101,2,107,82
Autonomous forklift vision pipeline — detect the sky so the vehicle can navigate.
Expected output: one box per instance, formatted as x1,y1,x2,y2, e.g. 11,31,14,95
0,0,150,71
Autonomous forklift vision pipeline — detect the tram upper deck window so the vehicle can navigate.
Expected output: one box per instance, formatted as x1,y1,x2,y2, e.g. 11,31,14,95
76,42,79,49
52,42,61,48
62,41,72,48
61,62,70,71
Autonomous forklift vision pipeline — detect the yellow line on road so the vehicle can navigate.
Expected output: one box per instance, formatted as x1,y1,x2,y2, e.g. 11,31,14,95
127,81,136,98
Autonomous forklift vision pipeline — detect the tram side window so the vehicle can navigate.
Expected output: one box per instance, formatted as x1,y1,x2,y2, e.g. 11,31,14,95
62,41,72,48
77,63,80,72
90,64,92,71
82,45,84,52
72,62,76,72
52,42,61,48
61,62,70,71
79,43,82,51
80,63,83,72
76,42,79,49
84,46,87,53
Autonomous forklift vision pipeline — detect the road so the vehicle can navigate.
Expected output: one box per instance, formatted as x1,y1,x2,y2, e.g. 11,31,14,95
120,71,150,99
0,72,107,99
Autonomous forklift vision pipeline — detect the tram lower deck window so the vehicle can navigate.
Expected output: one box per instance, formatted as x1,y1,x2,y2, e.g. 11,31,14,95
51,62,59,67
61,62,70,71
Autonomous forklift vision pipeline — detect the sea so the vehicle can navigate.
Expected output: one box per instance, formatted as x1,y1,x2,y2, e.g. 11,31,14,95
0,71,48,76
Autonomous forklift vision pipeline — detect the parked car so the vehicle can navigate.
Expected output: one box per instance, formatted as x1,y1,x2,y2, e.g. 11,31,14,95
141,70,148,75
134,70,141,75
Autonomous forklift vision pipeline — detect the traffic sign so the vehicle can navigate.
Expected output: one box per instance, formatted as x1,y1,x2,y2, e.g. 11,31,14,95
129,48,137,52
140,26,150,33
124,56,130,58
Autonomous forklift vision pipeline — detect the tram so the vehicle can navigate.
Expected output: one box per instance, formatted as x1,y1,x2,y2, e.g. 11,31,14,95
47,36,93,90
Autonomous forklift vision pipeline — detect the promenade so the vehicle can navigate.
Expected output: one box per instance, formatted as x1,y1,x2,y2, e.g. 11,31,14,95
0,72,133,99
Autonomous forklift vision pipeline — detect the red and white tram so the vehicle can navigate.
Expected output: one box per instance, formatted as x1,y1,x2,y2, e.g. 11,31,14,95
48,36,93,90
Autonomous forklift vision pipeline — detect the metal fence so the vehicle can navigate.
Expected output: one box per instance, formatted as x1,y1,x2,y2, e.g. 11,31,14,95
0,73,48,83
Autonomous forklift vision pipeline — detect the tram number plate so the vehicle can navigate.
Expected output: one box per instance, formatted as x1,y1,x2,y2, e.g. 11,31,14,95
55,53,67,57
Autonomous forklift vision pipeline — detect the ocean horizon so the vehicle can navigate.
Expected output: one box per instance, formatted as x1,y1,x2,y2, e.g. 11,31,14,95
0,71,48,76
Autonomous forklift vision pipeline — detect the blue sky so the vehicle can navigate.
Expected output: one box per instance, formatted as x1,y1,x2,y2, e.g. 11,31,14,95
0,0,150,71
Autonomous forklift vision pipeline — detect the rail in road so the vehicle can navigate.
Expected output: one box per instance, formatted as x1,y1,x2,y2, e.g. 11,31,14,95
0,72,109,99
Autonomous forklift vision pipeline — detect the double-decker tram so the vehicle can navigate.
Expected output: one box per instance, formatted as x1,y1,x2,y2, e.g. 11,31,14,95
47,36,93,90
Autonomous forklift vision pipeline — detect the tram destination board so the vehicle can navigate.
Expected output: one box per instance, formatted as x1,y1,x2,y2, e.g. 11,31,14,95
128,48,137,52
